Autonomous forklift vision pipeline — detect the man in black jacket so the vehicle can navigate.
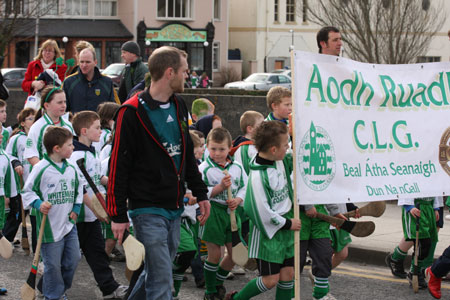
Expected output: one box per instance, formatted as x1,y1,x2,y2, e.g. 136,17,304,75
108,46,210,300
63,48,119,113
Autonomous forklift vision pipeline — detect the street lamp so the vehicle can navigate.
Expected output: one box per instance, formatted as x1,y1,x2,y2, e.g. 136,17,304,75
62,36,68,58
289,29,294,52
145,40,151,46
203,41,209,47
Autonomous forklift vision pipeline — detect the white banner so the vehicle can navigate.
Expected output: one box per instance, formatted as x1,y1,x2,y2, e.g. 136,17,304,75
293,51,450,204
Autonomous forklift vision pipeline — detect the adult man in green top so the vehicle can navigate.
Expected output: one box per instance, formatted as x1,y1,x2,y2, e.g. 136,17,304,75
118,41,148,103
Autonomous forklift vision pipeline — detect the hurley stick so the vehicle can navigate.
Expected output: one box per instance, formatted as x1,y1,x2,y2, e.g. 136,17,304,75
0,231,13,259
412,210,420,293
76,158,145,271
223,170,249,268
19,175,30,255
315,212,375,237
21,214,47,300
344,201,386,218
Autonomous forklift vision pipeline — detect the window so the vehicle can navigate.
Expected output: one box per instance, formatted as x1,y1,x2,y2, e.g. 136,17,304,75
157,0,193,19
66,0,88,15
279,75,290,83
3,0,31,15
286,0,296,22
90,41,102,67
41,0,59,15
106,41,121,65
190,43,204,71
274,0,278,22
302,0,308,23
416,56,441,63
95,0,117,16
213,41,220,71
214,0,220,20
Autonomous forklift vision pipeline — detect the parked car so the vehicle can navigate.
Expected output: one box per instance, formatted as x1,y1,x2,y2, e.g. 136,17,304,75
271,69,292,78
101,63,125,87
224,73,291,91
1,68,27,88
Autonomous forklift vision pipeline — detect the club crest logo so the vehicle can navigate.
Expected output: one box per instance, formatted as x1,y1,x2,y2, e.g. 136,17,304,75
298,122,336,191
95,89,101,96
438,127,450,176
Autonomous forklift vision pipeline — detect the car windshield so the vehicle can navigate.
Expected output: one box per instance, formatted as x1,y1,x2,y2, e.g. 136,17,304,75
102,64,124,76
244,74,269,83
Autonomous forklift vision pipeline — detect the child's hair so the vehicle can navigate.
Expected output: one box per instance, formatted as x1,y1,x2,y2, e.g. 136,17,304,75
189,130,203,148
191,98,215,120
254,121,288,153
12,108,36,136
43,126,73,155
267,86,291,110
97,102,120,130
206,127,232,147
74,40,94,55
35,86,65,120
0,99,6,109
240,110,264,134
72,111,100,136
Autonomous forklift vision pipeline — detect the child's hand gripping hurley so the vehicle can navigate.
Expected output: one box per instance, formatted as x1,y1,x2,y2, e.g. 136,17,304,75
76,158,145,271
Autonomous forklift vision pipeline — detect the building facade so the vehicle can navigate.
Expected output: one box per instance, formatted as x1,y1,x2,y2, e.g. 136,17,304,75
229,0,450,77
118,0,229,84
2,0,229,85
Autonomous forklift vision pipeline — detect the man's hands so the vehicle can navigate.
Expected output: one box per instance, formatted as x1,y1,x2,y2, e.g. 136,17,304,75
305,206,317,218
70,212,78,222
197,200,211,226
410,207,421,218
112,222,130,245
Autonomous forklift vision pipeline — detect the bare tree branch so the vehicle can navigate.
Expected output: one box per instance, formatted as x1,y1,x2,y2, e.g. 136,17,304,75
303,0,446,64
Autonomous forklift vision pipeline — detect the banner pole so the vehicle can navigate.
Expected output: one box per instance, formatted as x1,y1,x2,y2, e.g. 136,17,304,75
291,50,301,300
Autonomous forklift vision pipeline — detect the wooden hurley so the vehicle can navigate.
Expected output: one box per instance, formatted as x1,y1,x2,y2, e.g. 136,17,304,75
21,214,47,300
0,231,13,259
344,201,386,218
76,158,145,271
315,212,375,237
223,170,253,268
20,175,30,255
412,209,420,293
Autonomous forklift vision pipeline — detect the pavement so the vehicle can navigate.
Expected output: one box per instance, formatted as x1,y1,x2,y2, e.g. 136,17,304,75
346,201,450,266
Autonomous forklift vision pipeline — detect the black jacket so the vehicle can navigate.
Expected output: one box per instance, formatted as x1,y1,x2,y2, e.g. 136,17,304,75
107,89,208,223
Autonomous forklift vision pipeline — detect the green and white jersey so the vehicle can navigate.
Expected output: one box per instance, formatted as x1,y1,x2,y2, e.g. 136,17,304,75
199,156,247,207
0,149,18,198
68,150,105,223
398,196,441,209
265,112,289,125
234,144,257,176
92,128,111,154
198,156,247,206
22,155,83,243
6,132,32,186
1,126,11,150
99,144,112,163
24,113,74,160
244,157,293,239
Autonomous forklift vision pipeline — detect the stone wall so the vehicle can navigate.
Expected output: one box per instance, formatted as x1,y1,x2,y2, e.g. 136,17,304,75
5,89,270,138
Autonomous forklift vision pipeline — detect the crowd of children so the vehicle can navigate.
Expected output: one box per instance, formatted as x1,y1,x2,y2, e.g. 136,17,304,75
1,78,449,300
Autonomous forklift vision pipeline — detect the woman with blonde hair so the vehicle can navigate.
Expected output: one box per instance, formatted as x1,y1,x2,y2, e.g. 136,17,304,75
21,39,67,96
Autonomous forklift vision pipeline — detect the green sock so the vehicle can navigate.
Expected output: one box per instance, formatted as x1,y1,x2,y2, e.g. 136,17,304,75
313,277,329,299
172,272,184,297
204,261,219,294
234,277,269,300
275,280,294,300
392,246,407,261
422,240,437,268
215,266,229,286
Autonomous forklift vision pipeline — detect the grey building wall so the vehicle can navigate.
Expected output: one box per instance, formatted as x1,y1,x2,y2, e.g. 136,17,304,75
6,90,270,139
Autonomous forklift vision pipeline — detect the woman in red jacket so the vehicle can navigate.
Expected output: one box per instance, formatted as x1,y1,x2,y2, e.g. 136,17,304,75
22,39,67,95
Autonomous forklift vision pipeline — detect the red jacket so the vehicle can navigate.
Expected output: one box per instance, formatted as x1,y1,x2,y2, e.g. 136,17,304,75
22,60,67,95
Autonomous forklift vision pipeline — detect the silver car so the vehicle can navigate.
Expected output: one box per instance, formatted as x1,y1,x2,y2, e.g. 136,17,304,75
224,73,291,91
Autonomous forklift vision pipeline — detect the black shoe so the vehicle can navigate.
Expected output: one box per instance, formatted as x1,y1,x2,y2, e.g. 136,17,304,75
216,285,226,299
111,247,126,262
203,293,221,300
385,253,407,278
196,278,205,288
407,271,428,289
